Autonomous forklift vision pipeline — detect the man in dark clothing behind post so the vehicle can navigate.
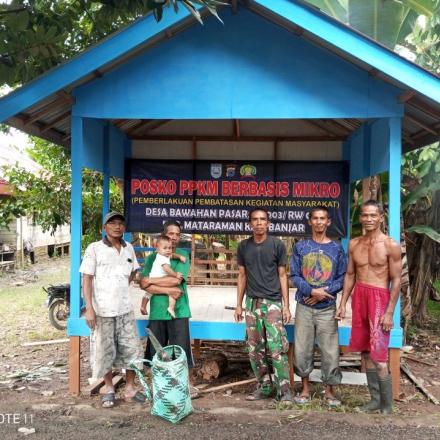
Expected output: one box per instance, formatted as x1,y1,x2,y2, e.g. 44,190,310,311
290,206,347,407
234,208,293,402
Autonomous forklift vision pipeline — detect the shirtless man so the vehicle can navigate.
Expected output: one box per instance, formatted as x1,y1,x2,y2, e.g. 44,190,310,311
336,200,401,415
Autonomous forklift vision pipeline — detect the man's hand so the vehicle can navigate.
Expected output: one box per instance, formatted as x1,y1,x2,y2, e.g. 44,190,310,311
176,272,183,282
84,307,96,330
304,287,334,305
168,287,182,301
140,277,151,289
380,312,394,332
234,305,243,322
282,305,291,324
335,304,346,321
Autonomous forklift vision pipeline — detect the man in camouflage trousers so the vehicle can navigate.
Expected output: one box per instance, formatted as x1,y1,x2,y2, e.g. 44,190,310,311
234,208,293,402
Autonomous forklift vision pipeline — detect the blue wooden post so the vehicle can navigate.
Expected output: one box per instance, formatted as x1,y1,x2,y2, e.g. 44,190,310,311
387,117,402,327
341,140,351,252
69,116,83,322
102,122,110,229
68,115,84,394
387,116,402,399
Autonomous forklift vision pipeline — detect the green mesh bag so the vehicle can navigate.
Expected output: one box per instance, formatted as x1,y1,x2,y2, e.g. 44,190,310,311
131,345,193,424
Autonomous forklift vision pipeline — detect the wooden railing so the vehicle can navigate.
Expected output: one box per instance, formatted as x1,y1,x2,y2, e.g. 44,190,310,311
189,247,238,286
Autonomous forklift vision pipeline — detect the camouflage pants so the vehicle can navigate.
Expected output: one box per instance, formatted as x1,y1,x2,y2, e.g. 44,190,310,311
245,297,290,397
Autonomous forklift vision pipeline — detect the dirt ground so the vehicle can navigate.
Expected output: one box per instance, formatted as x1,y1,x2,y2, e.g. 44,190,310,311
0,258,440,439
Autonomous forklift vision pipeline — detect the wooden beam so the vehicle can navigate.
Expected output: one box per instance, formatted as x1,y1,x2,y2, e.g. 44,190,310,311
389,348,400,400
231,0,238,14
407,98,440,120
126,120,150,135
12,114,68,146
288,343,295,392
405,113,438,135
23,100,70,127
234,119,240,138
399,90,416,103
131,134,346,142
55,90,75,104
40,111,71,134
69,336,81,395
302,119,342,137
128,119,172,135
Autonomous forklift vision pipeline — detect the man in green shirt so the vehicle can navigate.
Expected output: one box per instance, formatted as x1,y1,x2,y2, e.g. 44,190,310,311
140,221,194,376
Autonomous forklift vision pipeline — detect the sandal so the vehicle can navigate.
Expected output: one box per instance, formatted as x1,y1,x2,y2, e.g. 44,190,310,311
245,388,274,401
324,396,341,408
102,391,115,408
125,391,148,404
189,385,200,399
293,394,311,405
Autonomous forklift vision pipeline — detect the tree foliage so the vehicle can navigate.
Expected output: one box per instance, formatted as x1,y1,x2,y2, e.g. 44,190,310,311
0,138,122,247
0,0,226,86
307,0,439,50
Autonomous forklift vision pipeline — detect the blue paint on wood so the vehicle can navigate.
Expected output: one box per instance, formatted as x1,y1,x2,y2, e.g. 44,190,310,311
370,118,391,175
363,123,372,177
66,317,403,347
387,117,402,334
108,124,127,178
82,118,105,172
69,116,83,319
72,9,402,120
1,0,438,123
102,123,110,236
348,128,364,181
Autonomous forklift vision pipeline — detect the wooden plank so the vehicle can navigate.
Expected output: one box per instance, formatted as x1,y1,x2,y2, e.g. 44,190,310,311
192,339,202,360
68,336,81,395
404,113,438,135
288,343,295,391
22,338,69,347
401,362,439,405
200,378,257,394
194,269,239,274
389,348,401,400
194,259,237,265
131,135,346,142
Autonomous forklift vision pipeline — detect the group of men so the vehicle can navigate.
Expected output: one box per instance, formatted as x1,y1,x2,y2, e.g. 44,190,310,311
81,200,401,414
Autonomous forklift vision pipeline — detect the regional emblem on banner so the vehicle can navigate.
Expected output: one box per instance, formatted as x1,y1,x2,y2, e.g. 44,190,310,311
226,164,236,178
211,163,222,179
240,164,257,178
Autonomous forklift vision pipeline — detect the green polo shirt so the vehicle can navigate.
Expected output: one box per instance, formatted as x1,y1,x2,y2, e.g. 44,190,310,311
141,249,191,320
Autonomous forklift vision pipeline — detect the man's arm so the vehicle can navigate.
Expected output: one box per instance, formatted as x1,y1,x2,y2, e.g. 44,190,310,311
144,283,182,300
278,265,291,324
290,245,313,298
380,239,402,332
140,275,181,289
325,246,348,295
234,265,247,322
335,240,356,320
82,274,96,329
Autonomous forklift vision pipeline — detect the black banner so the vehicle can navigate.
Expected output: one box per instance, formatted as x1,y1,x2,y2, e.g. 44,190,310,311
125,160,349,237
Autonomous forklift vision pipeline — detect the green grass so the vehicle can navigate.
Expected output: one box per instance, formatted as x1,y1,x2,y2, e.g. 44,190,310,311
0,262,70,347
427,299,440,324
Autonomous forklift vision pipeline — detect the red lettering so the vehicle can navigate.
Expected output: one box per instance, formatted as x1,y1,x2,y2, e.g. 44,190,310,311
131,179,141,194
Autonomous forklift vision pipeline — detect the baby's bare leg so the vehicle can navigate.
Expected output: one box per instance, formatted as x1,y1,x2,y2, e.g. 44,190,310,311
167,296,176,319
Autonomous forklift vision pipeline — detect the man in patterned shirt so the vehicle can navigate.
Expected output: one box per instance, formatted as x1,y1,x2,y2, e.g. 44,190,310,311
80,212,144,408
290,206,347,407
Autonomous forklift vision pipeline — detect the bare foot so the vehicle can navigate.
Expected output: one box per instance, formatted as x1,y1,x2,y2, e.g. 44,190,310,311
167,307,176,319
